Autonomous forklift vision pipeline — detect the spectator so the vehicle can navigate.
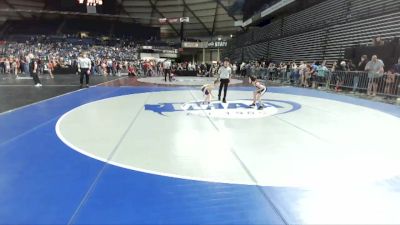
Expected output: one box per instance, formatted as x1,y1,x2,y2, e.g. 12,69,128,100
29,55,42,87
365,55,384,96
394,57,400,74
290,61,299,84
232,63,237,77
310,61,319,88
316,61,329,89
240,62,246,77
352,55,368,93
48,60,55,79
384,69,396,98
0,58,4,74
334,61,347,92
394,58,400,97
5,58,10,74
298,61,307,87
372,36,385,46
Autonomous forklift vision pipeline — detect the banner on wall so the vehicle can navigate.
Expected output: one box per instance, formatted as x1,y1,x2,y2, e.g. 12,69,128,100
207,41,228,48
159,17,190,24
182,41,227,49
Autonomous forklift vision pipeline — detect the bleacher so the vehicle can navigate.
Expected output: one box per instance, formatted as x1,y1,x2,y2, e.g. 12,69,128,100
347,0,400,21
281,0,346,37
253,19,282,42
224,0,400,63
269,29,326,63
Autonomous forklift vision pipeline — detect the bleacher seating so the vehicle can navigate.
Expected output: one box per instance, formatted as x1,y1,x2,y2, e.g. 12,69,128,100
347,0,400,22
225,0,400,63
282,0,346,37
269,29,325,63
253,19,282,42
324,11,400,61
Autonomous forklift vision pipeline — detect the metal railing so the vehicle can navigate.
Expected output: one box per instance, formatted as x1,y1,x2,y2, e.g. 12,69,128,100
261,69,400,99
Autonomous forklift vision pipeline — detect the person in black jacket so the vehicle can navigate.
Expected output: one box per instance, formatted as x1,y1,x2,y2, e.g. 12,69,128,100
352,55,368,93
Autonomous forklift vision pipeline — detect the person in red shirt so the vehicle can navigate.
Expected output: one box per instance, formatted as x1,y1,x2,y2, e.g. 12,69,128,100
128,64,137,77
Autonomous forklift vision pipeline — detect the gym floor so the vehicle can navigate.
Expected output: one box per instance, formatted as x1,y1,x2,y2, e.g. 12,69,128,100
1,75,400,224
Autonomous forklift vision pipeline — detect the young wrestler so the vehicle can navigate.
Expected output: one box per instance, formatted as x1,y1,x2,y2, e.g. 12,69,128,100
249,75,267,110
201,80,220,105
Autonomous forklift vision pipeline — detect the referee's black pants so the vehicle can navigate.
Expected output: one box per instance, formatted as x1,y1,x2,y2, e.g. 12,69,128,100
80,68,90,85
31,72,41,85
164,69,171,82
218,78,230,100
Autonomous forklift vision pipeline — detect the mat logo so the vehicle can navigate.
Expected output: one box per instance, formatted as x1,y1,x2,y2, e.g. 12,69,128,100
145,99,301,119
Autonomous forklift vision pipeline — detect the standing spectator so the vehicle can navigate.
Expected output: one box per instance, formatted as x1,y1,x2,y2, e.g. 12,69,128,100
0,58,5,74
384,69,396,98
394,57,400,74
328,61,337,89
127,63,137,77
304,64,312,88
394,58,400,97
107,58,113,76
4,58,10,74
335,61,347,92
246,62,252,78
77,53,92,88
240,62,246,77
352,55,368,93
298,61,307,87
24,54,31,75
112,60,117,76
217,58,232,103
316,61,329,88
29,55,41,87
365,55,384,96
310,61,319,88
232,63,237,78
48,60,55,79
290,61,299,84
11,59,17,76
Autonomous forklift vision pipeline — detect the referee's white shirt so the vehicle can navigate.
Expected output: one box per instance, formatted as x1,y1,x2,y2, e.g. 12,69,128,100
218,66,231,79
163,60,171,69
78,57,91,69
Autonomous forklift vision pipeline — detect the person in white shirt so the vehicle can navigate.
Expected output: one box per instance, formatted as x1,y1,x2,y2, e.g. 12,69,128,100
217,58,232,103
232,63,237,76
365,55,384,96
77,53,92,88
163,59,172,82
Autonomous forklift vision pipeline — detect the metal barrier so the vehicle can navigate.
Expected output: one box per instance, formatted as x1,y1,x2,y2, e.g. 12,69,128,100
266,69,400,98
326,71,400,98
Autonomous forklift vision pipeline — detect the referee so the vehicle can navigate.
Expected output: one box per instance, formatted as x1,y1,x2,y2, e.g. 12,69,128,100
218,58,232,103
163,59,172,82
77,53,92,88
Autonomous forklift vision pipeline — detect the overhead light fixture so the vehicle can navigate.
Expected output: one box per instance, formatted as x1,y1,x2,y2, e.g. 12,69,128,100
78,0,103,6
